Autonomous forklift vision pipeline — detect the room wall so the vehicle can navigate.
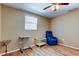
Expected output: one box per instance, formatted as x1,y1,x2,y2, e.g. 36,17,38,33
51,9,79,48
1,5,50,53
0,4,1,41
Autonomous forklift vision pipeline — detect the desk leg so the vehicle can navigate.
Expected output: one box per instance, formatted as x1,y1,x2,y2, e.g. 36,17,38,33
4,45,8,55
20,48,23,53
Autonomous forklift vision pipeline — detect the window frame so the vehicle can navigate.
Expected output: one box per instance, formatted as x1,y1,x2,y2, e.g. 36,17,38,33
24,15,38,30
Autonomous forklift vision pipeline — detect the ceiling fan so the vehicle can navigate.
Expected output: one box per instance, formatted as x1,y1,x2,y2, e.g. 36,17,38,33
43,3,69,11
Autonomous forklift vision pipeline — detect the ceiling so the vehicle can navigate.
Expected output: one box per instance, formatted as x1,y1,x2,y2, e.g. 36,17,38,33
3,3,79,18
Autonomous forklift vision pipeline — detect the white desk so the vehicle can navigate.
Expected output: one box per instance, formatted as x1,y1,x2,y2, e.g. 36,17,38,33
18,37,30,53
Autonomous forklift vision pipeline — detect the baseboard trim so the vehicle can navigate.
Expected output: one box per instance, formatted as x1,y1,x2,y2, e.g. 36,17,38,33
0,49,19,56
0,44,35,56
58,43,79,50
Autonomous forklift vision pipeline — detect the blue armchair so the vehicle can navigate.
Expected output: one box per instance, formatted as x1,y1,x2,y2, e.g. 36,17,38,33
46,31,58,45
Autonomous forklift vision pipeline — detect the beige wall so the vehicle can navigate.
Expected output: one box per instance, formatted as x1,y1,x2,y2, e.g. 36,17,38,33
0,4,1,41
1,5,50,53
51,9,79,48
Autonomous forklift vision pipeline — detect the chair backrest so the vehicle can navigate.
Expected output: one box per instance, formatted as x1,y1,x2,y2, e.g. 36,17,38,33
46,31,53,38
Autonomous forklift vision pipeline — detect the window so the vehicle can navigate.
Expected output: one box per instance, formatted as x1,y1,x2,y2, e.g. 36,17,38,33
25,16,37,30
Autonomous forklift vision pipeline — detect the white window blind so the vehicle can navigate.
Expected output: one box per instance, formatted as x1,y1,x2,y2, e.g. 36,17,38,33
25,16,37,30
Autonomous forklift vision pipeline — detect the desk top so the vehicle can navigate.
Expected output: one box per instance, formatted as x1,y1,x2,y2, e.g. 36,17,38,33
18,37,30,40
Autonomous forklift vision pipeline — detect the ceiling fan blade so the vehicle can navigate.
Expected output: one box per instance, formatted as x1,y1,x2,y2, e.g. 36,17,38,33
43,5,52,10
59,3,69,5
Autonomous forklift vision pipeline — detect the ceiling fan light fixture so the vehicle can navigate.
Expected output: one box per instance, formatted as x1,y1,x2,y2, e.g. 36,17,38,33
51,5,55,10
56,3,60,9
51,4,60,11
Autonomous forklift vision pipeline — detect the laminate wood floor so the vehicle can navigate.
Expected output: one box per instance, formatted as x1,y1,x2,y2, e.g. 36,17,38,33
3,45,79,56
